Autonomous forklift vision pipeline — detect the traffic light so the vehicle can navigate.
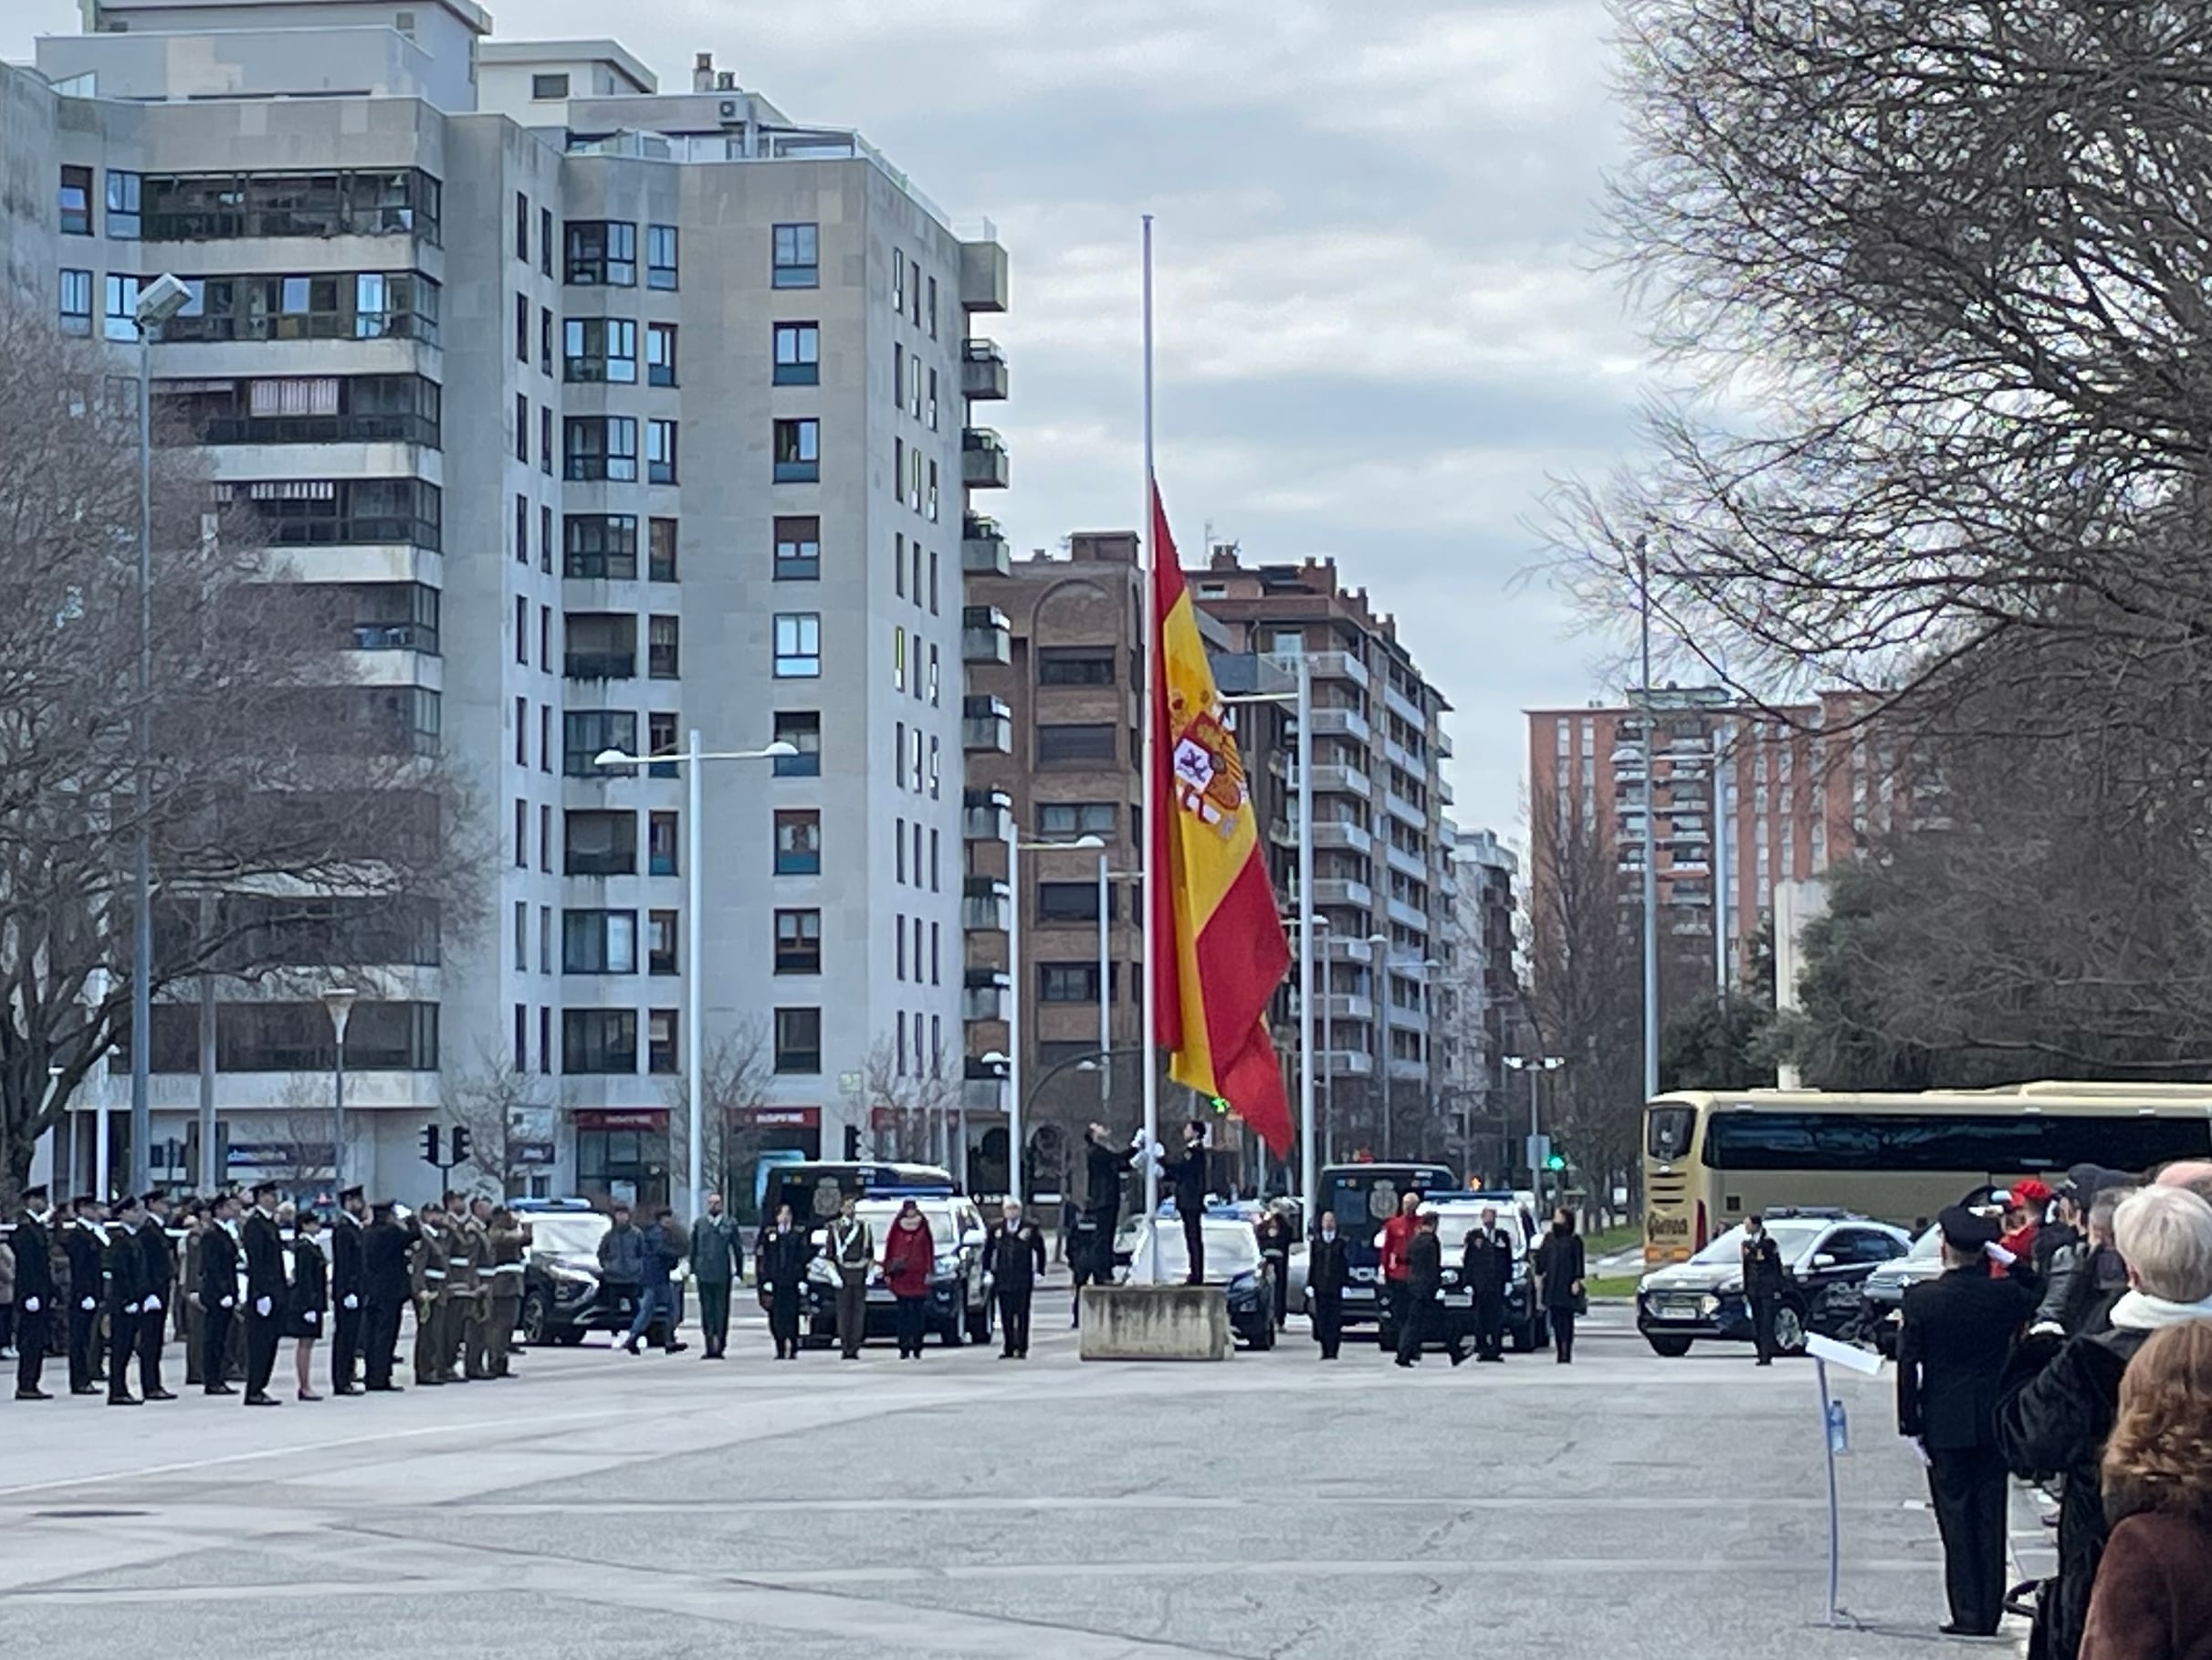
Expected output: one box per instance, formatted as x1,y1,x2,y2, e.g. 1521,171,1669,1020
418,1124,441,1167
1544,1151,1567,1172
1209,1095,1232,1116
450,1127,472,1167
844,1124,863,1159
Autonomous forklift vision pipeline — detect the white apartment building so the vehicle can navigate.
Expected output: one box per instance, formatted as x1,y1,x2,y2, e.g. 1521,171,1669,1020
11,0,1008,1208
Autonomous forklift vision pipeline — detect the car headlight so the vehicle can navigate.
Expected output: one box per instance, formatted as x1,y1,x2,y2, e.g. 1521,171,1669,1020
550,1265,594,1286
1718,1277,1743,1297
1699,1294,1720,1317
933,1256,959,1277
1441,1269,1460,1287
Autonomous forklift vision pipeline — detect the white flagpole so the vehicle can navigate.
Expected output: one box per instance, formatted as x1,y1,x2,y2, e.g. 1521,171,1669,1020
1138,215,1161,1266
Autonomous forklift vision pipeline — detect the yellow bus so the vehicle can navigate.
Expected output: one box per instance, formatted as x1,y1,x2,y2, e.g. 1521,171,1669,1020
1642,1082,2212,1264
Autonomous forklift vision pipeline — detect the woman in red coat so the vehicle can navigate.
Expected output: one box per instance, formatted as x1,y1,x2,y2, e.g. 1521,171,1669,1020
882,1201,937,1360
2081,1321,2212,1660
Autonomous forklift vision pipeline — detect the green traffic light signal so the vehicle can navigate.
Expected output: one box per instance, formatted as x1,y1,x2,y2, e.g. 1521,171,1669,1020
1544,1152,1567,1171
1209,1095,1232,1115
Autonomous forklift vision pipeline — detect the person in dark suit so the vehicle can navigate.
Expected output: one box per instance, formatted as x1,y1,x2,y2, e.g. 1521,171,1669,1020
1309,1212,1348,1360
1396,1205,1469,1368
1896,1203,2043,1638
984,1199,1048,1359
361,1201,412,1392
1158,1120,1211,1285
102,1195,149,1405
13,1184,58,1401
239,1181,287,1406
61,1196,106,1395
329,1185,366,1394
197,1192,242,1395
1254,1205,1294,1329
1462,1205,1515,1362
136,1192,177,1401
1741,1213,1789,1366
1072,1124,1142,1324
754,1203,810,1360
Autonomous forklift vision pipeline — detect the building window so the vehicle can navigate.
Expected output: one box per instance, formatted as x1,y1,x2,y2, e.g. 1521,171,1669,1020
892,254,905,315
58,268,92,336
646,419,677,485
563,317,637,383
647,710,677,777
540,703,551,772
773,710,821,777
928,551,939,615
929,919,941,979
773,514,820,582
893,437,904,501
1040,963,1100,1003
103,275,139,342
773,1007,822,1073
515,393,529,462
1040,803,1117,837
540,504,554,573
647,909,677,975
59,165,92,236
647,1008,677,1074
774,809,822,876
928,646,940,708
927,366,938,431
515,291,529,362
562,709,635,776
1039,648,1116,687
929,829,940,892
645,225,678,290
928,460,938,522
774,909,822,974
927,274,938,338
1037,724,1117,766
136,169,442,244
564,513,638,579
1039,882,1106,922
647,615,680,679
540,406,553,476
648,810,678,877
540,206,554,278
514,1003,527,1068
565,220,636,286
531,71,571,100
773,613,821,678
562,1009,636,1074
563,909,638,974
513,798,528,867
564,415,638,481
773,418,820,483
894,625,907,694
514,594,528,664
772,222,819,288
513,695,528,764
540,305,553,374
646,321,676,387
895,818,907,885
896,912,907,981
105,170,142,238
515,191,529,262
773,320,820,385
648,517,678,582
928,736,940,799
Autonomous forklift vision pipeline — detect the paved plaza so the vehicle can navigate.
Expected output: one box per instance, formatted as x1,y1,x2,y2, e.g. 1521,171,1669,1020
0,1303,2036,1658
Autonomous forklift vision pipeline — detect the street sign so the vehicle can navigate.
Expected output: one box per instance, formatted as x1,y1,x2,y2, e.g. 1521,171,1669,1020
1524,1133,1551,1174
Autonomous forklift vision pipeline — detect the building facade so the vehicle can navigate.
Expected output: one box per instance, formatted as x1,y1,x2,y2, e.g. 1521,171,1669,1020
1437,828,1521,1185
16,0,1007,1210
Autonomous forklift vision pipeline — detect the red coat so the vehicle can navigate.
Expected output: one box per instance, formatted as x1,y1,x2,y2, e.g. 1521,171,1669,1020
883,1215,936,1298
1379,1213,1418,1283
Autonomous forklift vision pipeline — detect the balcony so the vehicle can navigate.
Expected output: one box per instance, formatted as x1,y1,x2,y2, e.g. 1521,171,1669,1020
1309,649,1368,688
962,514,1011,576
1312,819,1373,855
961,427,1009,489
1309,705,1371,743
960,230,1010,313
962,969,1010,1024
1320,992,1376,1024
962,786,1012,843
564,614,636,681
962,604,1012,664
564,650,636,681
1384,789,1426,827
1308,762,1372,799
960,337,1008,401
1383,681,1423,726
1385,841,1427,881
1388,895,1429,931
1319,1048,1375,1078
962,876,1012,932
1312,877,1375,909
961,694,1013,753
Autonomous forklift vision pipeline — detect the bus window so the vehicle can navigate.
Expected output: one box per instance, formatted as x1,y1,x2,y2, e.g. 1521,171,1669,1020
1647,1105,1695,1163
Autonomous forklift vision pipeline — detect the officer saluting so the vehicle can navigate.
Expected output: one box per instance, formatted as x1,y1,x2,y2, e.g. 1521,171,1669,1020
1896,1203,2041,1638
12,1184,58,1401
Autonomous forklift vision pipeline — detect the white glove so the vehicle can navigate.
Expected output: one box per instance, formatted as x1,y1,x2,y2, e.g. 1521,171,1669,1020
220,1295,235,1310
342,1294,359,1311
1984,1242,2018,1266
22,1296,37,1314
306,1310,320,1328
1128,1128,1147,1150
80,1296,95,1311
123,1299,139,1314
142,1294,161,1313
256,1296,273,1317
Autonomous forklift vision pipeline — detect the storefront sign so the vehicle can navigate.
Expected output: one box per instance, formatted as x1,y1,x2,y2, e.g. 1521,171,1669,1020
514,1141,557,1166
743,1107,821,1129
573,1109,667,1130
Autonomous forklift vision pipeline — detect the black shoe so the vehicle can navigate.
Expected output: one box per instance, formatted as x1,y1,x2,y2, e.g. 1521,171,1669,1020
1938,1623,1998,1638
365,1383,404,1392
1450,1349,1469,1368
333,1386,362,1397
665,1341,688,1355
108,1393,142,1405
1395,1358,1415,1368
146,1389,178,1402
16,1388,52,1401
1756,1357,1773,1366
204,1383,238,1396
243,1392,281,1407
71,1384,100,1396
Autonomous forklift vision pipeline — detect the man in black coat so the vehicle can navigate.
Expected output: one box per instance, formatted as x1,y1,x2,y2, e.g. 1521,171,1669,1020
1308,1211,1348,1360
1254,1206,1294,1329
361,1201,412,1392
984,1199,1047,1359
102,1195,149,1405
1158,1120,1211,1285
12,1183,58,1400
1896,1204,2042,1638
135,1192,177,1400
197,1193,242,1395
1074,1123,1140,1310
329,1185,367,1395
61,1196,107,1395
239,1181,288,1405
754,1204,810,1360
1462,1204,1515,1362
1741,1213,1789,1367
1395,1206,1468,1368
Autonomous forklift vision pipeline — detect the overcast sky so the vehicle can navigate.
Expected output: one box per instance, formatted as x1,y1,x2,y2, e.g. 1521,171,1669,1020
3,0,1644,849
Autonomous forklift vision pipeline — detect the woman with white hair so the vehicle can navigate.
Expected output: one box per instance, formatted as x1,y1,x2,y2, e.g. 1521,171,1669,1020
1998,1185,2212,1660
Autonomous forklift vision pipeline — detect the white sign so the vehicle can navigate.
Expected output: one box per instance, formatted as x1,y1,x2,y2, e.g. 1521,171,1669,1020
508,1107,557,1140
1806,1332,1882,1377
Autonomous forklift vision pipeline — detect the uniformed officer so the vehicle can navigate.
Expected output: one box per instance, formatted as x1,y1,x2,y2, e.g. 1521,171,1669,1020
101,1195,149,1405
823,1194,873,1360
485,1205,529,1377
409,1198,450,1384
136,1192,177,1401
239,1181,287,1406
1309,1212,1348,1360
61,1195,106,1396
984,1199,1047,1359
755,1203,810,1360
329,1185,367,1395
1741,1213,1788,1366
361,1201,411,1392
196,1192,242,1395
1254,1204,1294,1329
448,1192,490,1380
1896,1203,2041,1637
12,1183,58,1401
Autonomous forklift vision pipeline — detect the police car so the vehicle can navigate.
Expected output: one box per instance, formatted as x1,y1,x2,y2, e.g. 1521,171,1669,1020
801,1184,993,1349
1373,1195,1542,1355
1635,1207,1911,1357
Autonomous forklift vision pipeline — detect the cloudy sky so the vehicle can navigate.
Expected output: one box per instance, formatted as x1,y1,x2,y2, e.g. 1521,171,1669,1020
3,0,1645,846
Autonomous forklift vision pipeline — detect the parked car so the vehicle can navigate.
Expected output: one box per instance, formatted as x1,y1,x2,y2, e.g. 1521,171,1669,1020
1857,1225,1945,1357
1636,1208,1912,1358
1114,1213,1278,1350
802,1194,993,1349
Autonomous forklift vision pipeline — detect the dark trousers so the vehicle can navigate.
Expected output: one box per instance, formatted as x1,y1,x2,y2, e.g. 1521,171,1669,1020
768,1285,801,1356
1749,1293,1779,1362
16,1305,49,1394
996,1284,1033,1356
1473,1288,1506,1358
1180,1209,1205,1286
363,1300,403,1389
1314,1295,1343,1359
246,1309,281,1397
138,1302,166,1395
1265,1256,1288,1328
697,1281,731,1357
1927,1444,2009,1634
106,1308,138,1400
331,1298,362,1389
1549,1306,1578,1362
895,1294,928,1357
1382,1281,1410,1348
68,1298,98,1391
1069,1224,1101,1326
835,1279,867,1358
202,1305,233,1392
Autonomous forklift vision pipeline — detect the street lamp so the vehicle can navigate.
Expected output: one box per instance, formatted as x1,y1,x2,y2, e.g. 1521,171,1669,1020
129,271,190,1200
1364,932,1393,1157
320,987,357,1194
594,734,797,1220
1003,827,1105,1203
1503,1054,1566,1209
1632,532,1660,1103
1097,859,1139,1119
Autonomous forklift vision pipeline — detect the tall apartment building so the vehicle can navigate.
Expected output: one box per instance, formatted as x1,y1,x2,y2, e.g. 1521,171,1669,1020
1437,829,1521,1183
15,0,1007,1209
1192,549,1457,1162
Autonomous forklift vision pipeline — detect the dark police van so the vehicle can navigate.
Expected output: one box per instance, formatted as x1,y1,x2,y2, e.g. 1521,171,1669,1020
1314,1161,1458,1330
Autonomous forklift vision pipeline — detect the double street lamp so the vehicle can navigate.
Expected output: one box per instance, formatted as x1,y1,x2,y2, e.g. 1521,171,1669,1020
1504,1054,1566,1209
320,986,357,1193
1001,826,1105,1203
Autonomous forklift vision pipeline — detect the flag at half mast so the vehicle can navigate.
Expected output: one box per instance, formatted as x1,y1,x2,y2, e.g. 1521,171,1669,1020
1148,488,1295,1155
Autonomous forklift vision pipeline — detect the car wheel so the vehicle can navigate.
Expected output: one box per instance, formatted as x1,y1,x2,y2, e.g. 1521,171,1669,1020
1645,1334,1693,1358
1255,1316,1275,1351
938,1309,965,1348
1511,1321,1536,1354
966,1301,991,1345
1773,1301,1809,1356
519,1289,551,1346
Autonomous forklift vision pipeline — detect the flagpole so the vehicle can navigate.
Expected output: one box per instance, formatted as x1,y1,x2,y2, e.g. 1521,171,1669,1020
1138,213,1161,1270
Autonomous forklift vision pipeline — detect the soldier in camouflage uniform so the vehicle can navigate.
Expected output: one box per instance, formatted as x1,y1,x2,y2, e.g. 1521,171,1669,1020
484,1205,529,1378
452,1193,492,1381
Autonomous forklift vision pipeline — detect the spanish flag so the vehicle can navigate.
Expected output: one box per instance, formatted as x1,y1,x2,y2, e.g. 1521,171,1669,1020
1149,489,1295,1155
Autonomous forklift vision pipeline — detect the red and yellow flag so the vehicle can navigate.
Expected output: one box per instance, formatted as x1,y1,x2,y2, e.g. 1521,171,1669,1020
1148,489,1294,1154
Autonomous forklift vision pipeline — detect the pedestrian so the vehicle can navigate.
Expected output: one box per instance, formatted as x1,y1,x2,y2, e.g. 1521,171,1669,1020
1533,1205,1587,1363
622,1206,688,1355
1998,1178,2054,1277
196,1192,242,1397
1396,1205,1468,1368
1741,1213,1787,1366
985,1198,1046,1359
1158,1120,1211,1285
690,1192,742,1360
11,1183,55,1401
448,1192,491,1380
240,1181,287,1406
1462,1204,1514,1362
361,1200,410,1392
102,1194,148,1406
823,1193,875,1360
408,1198,451,1385
62,1195,105,1397
1896,1203,2043,1638
596,1201,645,1340
485,1206,529,1377
2079,1320,2212,1660
1999,1185,2212,1660
884,1199,936,1359
2033,1178,2135,1341
287,1209,329,1402
329,1185,366,1395
1254,1203,1293,1329
0,1221,16,1365
754,1203,808,1360
1376,1191,1421,1352
135,1192,176,1402
1309,1211,1347,1360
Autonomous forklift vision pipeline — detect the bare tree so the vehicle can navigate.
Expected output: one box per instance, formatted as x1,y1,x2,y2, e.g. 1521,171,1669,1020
444,1046,554,1199
0,320,479,1203
662,1017,775,1209
861,1037,962,1168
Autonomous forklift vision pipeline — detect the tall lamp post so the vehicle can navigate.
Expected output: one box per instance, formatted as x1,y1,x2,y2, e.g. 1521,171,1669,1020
1002,826,1104,1203
129,271,191,1199
320,987,357,1194
596,734,796,1220
1097,856,1138,1122
1632,533,1660,1103
1503,1054,1565,1210
1364,932,1392,1157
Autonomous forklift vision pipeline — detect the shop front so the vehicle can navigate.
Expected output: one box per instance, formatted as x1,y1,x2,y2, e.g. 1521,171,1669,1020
574,1108,670,1211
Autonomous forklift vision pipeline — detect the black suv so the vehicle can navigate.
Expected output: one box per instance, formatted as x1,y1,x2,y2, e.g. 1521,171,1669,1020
1636,1207,1911,1358
515,1202,684,1346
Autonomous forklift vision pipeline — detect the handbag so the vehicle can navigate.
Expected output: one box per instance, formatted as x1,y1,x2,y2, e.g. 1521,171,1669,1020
1574,1286,1590,1318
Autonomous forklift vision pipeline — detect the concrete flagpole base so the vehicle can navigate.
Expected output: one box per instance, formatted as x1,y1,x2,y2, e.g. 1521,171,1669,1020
1077,1284,1232,1361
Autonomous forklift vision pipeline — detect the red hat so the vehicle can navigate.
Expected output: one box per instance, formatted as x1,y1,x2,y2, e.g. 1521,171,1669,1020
2011,1178,2054,1204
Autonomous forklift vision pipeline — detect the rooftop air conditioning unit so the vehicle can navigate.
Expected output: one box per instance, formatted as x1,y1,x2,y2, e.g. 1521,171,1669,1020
718,99,741,123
